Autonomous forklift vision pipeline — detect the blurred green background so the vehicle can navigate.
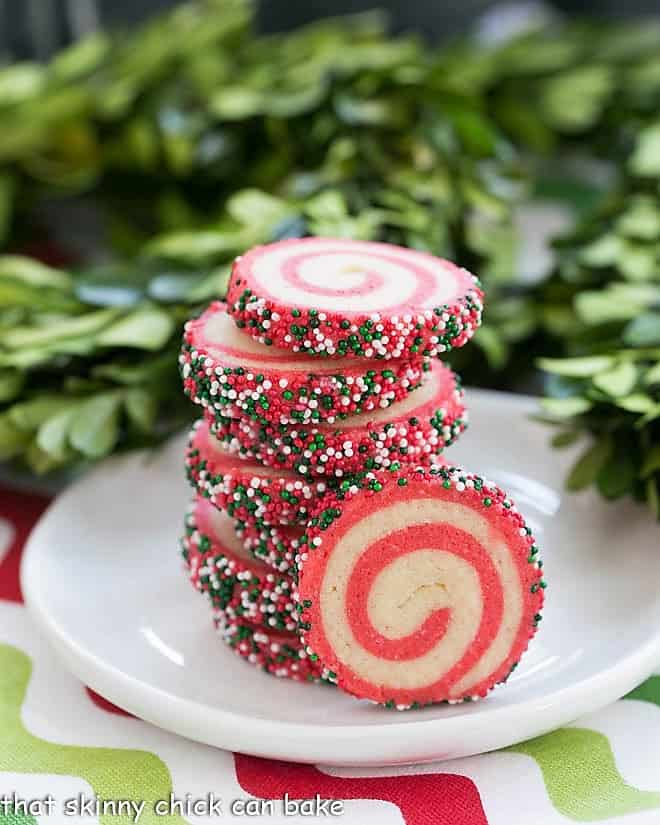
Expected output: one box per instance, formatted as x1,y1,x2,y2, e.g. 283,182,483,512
0,0,658,517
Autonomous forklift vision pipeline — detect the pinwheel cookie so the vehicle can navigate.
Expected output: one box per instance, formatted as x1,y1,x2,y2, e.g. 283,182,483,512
212,611,331,684
295,466,545,708
182,497,298,631
226,237,483,359
185,418,330,527
181,302,427,426
210,361,467,478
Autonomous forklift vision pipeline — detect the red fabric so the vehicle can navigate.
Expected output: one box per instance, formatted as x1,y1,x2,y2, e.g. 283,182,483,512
0,482,490,825
85,688,134,717
235,755,488,825
0,484,50,603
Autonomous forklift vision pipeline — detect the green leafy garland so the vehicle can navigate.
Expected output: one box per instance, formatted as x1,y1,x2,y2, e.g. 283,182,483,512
0,0,658,518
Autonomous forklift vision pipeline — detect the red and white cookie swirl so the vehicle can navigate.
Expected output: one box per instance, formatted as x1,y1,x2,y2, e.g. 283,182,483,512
296,467,545,708
185,418,330,527
181,302,427,425
183,497,299,631
212,610,331,684
209,362,467,479
227,238,483,359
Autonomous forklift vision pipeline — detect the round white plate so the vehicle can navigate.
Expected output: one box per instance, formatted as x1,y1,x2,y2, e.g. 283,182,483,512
21,390,660,766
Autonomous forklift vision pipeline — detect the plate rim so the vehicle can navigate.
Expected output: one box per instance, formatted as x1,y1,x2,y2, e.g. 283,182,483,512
19,389,660,765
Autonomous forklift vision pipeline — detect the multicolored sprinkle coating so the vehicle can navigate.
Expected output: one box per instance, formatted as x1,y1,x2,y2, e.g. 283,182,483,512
234,518,302,575
209,362,467,479
212,610,332,684
185,418,329,527
182,497,299,631
295,465,544,709
227,238,484,359
181,302,428,426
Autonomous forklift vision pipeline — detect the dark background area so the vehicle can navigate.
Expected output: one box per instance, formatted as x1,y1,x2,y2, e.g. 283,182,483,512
2,0,660,60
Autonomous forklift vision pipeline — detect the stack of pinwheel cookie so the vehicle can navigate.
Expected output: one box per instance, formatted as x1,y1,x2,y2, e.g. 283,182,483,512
179,238,545,709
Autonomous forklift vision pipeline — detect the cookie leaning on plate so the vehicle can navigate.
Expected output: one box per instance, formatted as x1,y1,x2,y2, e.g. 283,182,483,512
295,466,544,708
226,237,483,359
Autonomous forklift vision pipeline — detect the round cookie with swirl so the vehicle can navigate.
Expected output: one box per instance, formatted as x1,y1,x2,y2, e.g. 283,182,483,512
181,302,427,427
209,361,466,479
227,237,483,359
182,497,299,631
295,466,545,708
185,418,330,528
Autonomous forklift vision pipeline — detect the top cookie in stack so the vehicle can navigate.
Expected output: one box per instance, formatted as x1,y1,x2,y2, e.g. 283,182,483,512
226,237,483,359
181,237,482,488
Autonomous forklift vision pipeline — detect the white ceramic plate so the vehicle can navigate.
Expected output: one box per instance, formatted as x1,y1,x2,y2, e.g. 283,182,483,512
21,390,660,766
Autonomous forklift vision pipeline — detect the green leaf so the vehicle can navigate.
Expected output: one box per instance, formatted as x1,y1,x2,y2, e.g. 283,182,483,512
144,230,246,262
0,279,80,313
209,86,264,119
74,263,147,307
540,65,613,133
69,394,122,458
25,441,71,475
641,445,660,478
473,325,508,370
578,234,621,267
0,63,44,104
0,338,98,369
124,388,157,433
629,123,660,176
616,196,660,240
51,33,110,80
2,308,119,350
0,412,31,460
616,394,656,413
36,406,78,459
0,369,24,403
95,306,174,350
0,256,72,289
0,173,15,246
566,435,614,491
646,477,660,520
592,361,638,396
8,397,75,431
537,356,614,377
540,397,593,417
643,362,660,386
623,313,660,347
597,448,637,499
186,266,231,302
551,429,582,448
575,290,643,325
618,243,656,282
226,189,292,228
